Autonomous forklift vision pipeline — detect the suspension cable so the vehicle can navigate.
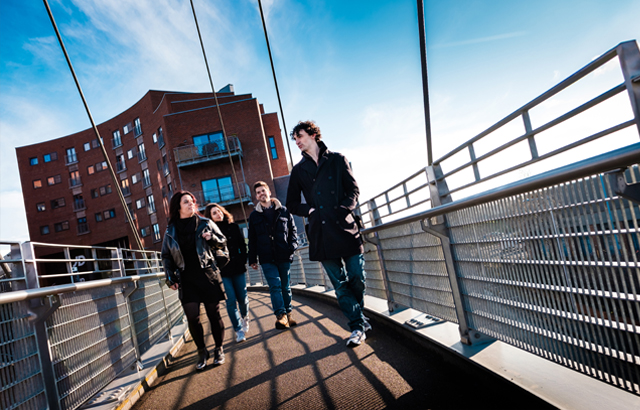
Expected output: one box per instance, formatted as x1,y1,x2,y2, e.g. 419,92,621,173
43,0,144,251
257,0,294,168
189,0,249,228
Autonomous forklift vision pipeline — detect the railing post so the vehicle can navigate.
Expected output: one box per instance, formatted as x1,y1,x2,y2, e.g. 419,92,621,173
365,232,397,312
113,248,126,277
425,166,490,345
30,294,62,410
616,40,640,136
20,242,40,290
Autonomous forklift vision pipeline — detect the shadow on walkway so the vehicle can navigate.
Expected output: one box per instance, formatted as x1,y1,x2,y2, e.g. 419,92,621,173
132,292,556,410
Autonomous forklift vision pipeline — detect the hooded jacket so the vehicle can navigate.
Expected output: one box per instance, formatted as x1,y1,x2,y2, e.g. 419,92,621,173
161,215,227,289
248,198,298,265
286,141,363,261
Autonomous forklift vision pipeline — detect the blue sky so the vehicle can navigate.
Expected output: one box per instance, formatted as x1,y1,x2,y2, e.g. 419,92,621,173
1,0,639,241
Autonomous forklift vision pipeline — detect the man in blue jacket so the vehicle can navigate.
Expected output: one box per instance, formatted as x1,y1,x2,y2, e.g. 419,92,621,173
248,181,298,329
286,120,369,347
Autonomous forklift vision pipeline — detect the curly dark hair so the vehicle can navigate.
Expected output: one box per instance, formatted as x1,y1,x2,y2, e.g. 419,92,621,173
290,120,322,142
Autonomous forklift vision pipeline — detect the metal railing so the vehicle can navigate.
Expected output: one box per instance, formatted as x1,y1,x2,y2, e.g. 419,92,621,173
173,136,242,167
338,40,640,395
192,182,252,208
0,244,182,410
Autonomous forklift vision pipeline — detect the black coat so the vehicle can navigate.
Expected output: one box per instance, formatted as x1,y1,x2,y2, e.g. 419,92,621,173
217,220,248,278
248,198,298,265
286,141,363,261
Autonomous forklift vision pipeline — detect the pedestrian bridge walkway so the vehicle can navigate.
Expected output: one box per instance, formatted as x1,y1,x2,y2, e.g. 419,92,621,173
2,40,640,410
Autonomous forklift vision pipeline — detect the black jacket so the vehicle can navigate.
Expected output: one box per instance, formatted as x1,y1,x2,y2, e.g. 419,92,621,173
248,198,298,265
286,141,363,261
217,220,248,278
161,215,227,289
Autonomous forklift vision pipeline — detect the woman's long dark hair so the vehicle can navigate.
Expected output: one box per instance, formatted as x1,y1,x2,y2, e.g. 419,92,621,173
168,191,199,225
204,203,234,223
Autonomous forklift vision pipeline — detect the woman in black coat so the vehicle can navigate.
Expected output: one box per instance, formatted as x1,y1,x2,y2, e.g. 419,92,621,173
205,203,250,343
161,191,227,370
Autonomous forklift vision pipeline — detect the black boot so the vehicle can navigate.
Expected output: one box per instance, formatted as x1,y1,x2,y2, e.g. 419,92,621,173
196,348,209,371
213,346,225,365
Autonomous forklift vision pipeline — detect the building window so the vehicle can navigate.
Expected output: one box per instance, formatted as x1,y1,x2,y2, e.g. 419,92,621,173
40,225,50,235
95,213,103,222
121,178,131,196
132,173,140,184
193,132,225,156
84,142,91,151
77,217,89,234
135,198,146,209
134,118,142,136
138,142,147,161
29,157,38,166
127,147,136,160
158,127,165,148
162,154,169,176
96,161,108,172
152,133,157,144
116,154,126,172
268,136,278,159
51,197,65,209
112,130,122,148
125,203,136,222
37,202,46,212
87,165,95,175
99,184,112,196
147,194,156,214
142,169,151,187
91,189,99,199
123,122,132,134
54,221,70,232
73,195,85,211
152,223,161,242
65,147,77,164
69,170,81,187
92,139,100,149
47,175,61,186
104,209,116,220
43,152,58,162
201,176,234,203
33,179,42,189
140,226,151,237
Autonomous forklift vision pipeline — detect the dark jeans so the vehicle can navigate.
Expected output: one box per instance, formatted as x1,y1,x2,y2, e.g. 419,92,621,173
261,262,292,317
321,254,366,332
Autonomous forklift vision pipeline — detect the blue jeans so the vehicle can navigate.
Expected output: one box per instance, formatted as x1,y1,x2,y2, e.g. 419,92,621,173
261,262,292,317
222,273,249,332
321,254,366,332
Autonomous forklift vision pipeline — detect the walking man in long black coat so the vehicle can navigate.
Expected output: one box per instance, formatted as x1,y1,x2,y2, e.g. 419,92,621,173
286,120,370,347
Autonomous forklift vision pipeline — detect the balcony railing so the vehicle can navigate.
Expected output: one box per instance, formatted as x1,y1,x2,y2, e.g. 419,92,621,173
193,182,251,208
69,177,82,188
112,138,122,148
138,151,147,162
142,176,152,188
65,153,78,165
134,124,142,137
174,136,242,168
73,199,86,211
116,161,126,172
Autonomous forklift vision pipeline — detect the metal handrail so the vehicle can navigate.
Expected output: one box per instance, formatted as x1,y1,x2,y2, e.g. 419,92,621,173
0,273,164,304
361,142,640,234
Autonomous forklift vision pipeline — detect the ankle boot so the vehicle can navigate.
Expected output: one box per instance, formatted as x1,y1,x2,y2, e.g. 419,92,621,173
196,348,209,371
213,346,225,365
287,312,298,327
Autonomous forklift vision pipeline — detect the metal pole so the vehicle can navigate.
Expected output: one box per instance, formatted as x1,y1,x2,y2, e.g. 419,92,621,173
257,0,294,169
189,0,249,227
416,0,434,165
42,0,144,251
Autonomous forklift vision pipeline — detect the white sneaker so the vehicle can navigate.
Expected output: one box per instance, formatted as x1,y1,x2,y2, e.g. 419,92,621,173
241,315,250,333
346,330,366,347
363,319,372,332
236,329,246,343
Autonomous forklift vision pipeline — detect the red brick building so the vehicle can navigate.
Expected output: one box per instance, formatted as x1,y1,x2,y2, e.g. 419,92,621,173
16,86,290,252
